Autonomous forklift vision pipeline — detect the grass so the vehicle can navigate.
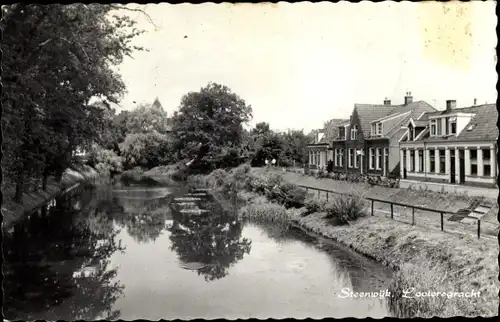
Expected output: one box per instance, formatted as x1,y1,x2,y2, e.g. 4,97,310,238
294,212,498,317
256,167,499,239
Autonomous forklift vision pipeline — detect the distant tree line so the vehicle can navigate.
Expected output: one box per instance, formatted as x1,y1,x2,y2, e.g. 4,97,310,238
89,82,313,175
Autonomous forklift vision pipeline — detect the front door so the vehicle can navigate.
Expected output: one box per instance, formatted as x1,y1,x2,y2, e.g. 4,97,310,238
450,154,456,184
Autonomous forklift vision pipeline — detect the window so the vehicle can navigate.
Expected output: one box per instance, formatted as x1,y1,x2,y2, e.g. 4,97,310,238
439,150,445,174
445,117,449,135
449,117,457,135
418,150,424,172
410,150,415,171
348,148,354,168
376,148,382,170
470,149,478,175
467,124,476,131
351,125,358,140
408,125,414,141
376,123,382,135
436,119,442,136
369,148,374,170
483,149,491,176
354,149,358,168
430,120,437,136
430,150,435,172
339,149,344,167
339,127,346,140
334,149,338,167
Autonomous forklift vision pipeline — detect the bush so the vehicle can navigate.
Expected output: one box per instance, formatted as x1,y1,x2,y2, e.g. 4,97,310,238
301,194,327,217
316,169,328,179
323,193,366,225
239,202,289,224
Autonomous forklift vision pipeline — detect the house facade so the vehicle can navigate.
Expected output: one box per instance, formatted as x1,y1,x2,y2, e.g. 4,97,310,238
399,101,498,188
331,93,437,178
307,119,349,169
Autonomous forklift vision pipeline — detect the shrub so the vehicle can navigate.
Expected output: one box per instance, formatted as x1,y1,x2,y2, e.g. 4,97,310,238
316,169,328,179
239,202,289,224
323,193,366,225
264,182,307,208
301,194,327,217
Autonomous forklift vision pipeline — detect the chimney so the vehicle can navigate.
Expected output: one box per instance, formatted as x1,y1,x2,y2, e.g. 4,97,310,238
383,97,391,106
446,100,457,112
404,91,413,105
473,98,477,105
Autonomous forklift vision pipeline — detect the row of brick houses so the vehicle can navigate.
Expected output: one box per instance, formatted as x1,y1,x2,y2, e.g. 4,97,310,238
399,102,498,187
307,93,498,187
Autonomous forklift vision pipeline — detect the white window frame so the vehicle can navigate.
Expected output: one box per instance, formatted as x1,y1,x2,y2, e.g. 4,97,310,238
449,117,457,135
369,148,374,170
348,148,353,168
334,149,338,167
354,149,358,168
339,148,344,167
375,148,381,170
351,125,358,140
430,120,437,136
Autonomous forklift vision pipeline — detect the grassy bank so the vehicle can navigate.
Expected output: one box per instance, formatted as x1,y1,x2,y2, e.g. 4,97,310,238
190,164,498,318
2,164,99,228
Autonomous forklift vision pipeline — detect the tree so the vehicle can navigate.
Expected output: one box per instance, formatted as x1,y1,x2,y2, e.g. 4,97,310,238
171,83,253,166
123,102,170,135
1,4,146,201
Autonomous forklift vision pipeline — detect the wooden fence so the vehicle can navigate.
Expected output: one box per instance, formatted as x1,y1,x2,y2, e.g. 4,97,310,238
298,184,483,239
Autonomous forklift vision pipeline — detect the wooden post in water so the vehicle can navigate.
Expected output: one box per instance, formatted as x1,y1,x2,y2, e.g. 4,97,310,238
440,212,444,231
326,191,329,202
411,207,415,225
390,203,394,219
318,190,320,198
371,200,374,216
477,220,481,239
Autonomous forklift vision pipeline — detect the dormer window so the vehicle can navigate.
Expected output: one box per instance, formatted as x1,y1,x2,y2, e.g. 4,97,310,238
430,120,437,136
351,125,358,140
339,127,346,140
376,123,382,135
449,117,457,134
408,124,414,141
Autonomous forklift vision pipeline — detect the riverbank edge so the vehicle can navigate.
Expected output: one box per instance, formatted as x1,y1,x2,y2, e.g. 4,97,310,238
236,190,496,317
2,165,99,229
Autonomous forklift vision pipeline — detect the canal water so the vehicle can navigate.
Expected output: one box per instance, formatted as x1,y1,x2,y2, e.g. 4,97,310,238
3,185,394,320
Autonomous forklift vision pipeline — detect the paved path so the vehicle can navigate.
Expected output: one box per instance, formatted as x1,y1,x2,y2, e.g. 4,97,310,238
254,168,498,240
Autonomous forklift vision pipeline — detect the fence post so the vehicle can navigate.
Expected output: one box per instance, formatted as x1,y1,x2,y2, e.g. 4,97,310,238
371,200,374,216
477,219,481,239
440,212,444,231
390,203,394,219
412,207,415,225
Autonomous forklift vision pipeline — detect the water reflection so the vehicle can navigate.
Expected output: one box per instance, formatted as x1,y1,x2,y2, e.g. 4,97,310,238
4,186,394,320
167,194,252,281
112,195,174,243
3,189,125,320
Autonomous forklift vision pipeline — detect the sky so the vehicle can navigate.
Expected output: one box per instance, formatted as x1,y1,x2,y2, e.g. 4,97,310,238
113,1,497,133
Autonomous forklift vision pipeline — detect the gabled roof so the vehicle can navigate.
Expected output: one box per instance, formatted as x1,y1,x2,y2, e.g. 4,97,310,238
309,118,349,145
423,104,498,142
355,100,436,138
